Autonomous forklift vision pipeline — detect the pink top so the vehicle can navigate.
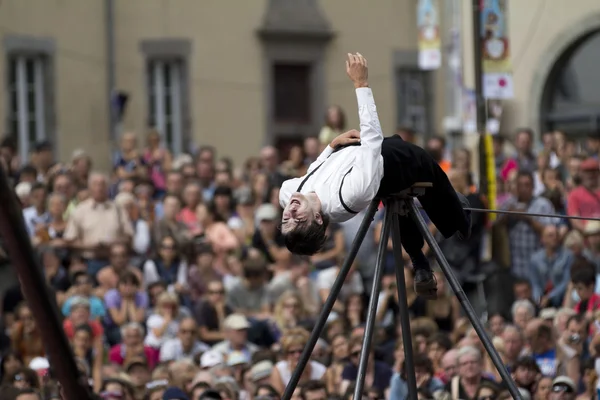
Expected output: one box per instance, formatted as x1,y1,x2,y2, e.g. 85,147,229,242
108,344,159,369
143,148,167,190
178,208,201,234
567,186,600,226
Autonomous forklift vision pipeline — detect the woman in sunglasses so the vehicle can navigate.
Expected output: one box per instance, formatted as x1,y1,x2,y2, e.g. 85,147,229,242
9,367,39,391
270,328,326,395
339,336,392,397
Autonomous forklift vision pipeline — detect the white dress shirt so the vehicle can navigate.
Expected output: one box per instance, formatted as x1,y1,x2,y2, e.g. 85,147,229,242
159,338,210,362
279,88,384,223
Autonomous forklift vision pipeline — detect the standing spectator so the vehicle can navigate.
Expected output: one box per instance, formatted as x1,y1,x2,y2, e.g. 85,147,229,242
31,193,68,250
22,183,49,239
159,317,209,362
572,266,600,317
153,194,189,248
32,140,55,183
64,172,134,278
143,129,172,198
319,105,346,147
512,128,537,173
567,158,600,231
259,146,288,188
114,192,151,265
425,136,451,173
529,225,574,308
498,170,557,279
179,182,203,234
113,132,147,183
10,304,44,365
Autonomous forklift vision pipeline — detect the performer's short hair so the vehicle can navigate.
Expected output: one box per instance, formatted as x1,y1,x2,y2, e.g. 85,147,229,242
283,214,329,255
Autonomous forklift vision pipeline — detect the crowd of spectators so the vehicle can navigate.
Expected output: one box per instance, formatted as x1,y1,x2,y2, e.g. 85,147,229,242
0,112,598,400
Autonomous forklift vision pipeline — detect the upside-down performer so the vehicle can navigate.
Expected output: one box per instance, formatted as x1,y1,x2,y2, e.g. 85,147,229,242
279,53,471,298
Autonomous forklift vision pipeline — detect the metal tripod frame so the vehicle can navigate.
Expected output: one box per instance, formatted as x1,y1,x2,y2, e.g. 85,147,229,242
281,184,522,400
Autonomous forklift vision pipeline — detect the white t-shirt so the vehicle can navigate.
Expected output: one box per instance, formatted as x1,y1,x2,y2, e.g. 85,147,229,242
145,314,180,348
275,360,326,386
316,267,364,301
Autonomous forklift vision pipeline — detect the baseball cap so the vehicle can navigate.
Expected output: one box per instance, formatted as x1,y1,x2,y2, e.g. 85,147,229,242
125,357,148,373
223,314,250,330
226,351,250,366
552,376,576,393
249,360,274,382
255,204,278,222
200,350,224,368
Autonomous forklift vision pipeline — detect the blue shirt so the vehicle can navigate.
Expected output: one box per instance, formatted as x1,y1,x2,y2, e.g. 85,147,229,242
534,348,557,377
529,247,573,303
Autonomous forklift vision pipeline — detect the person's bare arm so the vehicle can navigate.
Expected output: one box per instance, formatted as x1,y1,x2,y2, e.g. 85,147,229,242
92,336,103,392
270,364,285,395
198,326,225,342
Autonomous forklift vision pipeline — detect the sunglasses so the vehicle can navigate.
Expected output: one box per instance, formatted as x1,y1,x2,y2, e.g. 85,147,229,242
552,384,574,393
161,244,176,250
287,349,303,356
14,374,25,382
209,289,225,295
351,351,361,358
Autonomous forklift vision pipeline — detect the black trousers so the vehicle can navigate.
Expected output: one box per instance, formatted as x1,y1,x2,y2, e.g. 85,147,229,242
376,136,469,258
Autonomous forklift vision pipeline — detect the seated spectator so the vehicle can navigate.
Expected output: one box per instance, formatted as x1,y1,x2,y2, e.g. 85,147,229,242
197,202,240,273
512,299,536,331
389,353,444,400
142,235,189,297
251,204,288,265
212,314,259,358
62,296,104,343
145,292,183,348
39,247,71,306
10,304,44,365
22,182,49,239
268,255,319,315
270,291,312,342
226,257,271,319
501,325,525,372
550,376,577,400
0,350,23,384
71,324,102,392
62,271,106,320
153,194,190,249
340,336,392,396
300,380,329,400
317,260,364,311
572,265,600,317
511,356,541,397
195,280,233,346
104,270,148,346
108,323,159,369
125,358,152,399
270,328,328,396
443,346,494,400
159,317,209,363
96,243,143,298
188,242,221,302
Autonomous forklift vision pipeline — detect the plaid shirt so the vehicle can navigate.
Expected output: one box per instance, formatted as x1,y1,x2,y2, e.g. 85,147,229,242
504,196,557,279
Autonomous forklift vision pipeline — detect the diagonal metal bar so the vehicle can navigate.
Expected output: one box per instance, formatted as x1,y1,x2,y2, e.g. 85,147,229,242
353,202,390,400
389,201,418,400
281,200,380,400
407,198,522,400
0,166,92,399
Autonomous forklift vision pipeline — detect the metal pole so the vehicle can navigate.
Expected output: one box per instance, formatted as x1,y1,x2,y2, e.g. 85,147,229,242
390,201,418,400
472,0,488,196
281,200,380,400
105,0,117,140
407,200,522,400
353,204,390,400
0,166,92,399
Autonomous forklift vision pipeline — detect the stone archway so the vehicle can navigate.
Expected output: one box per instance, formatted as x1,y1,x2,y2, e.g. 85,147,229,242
528,13,600,136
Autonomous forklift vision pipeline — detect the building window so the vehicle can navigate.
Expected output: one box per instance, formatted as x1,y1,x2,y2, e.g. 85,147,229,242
147,59,185,154
273,63,311,124
395,68,432,135
8,55,48,160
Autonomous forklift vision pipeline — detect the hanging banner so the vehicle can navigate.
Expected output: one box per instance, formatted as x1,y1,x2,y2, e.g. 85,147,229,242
481,0,513,99
417,0,441,70
462,89,477,134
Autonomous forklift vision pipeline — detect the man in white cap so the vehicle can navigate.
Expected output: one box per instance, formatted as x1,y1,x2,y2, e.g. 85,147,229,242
211,314,258,358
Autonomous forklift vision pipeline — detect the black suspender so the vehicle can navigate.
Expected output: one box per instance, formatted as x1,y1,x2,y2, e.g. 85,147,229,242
295,142,360,214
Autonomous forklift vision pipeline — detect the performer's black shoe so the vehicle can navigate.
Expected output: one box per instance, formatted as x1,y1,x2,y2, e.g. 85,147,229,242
414,267,437,299
456,192,472,240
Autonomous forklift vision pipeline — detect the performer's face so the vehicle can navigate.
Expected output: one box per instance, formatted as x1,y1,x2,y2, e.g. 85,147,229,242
281,192,321,234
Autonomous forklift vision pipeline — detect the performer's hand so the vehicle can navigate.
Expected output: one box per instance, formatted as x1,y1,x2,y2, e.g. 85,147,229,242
346,52,369,88
331,129,360,148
